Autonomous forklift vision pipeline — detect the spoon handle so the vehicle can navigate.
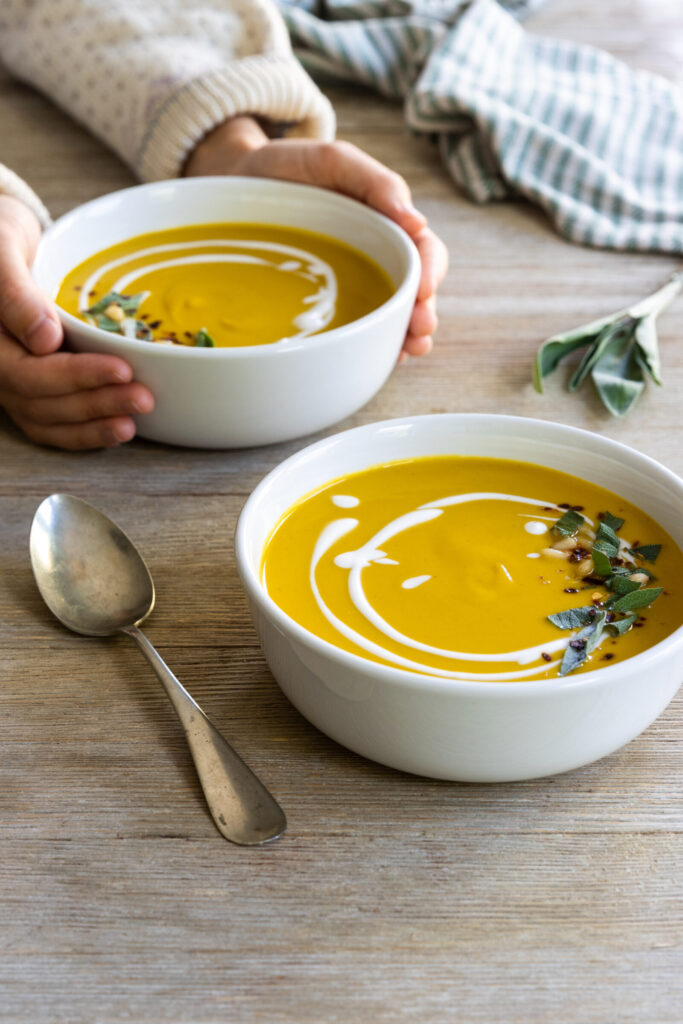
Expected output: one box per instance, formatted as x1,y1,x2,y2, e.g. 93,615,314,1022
122,624,286,846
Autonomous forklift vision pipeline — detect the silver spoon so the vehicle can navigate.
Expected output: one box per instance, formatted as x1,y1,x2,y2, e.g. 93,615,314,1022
29,493,286,846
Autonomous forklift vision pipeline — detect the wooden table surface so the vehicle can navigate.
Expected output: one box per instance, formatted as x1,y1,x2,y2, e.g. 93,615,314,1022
1,3,682,1022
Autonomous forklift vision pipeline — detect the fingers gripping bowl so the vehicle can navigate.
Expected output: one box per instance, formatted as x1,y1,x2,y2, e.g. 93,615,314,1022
32,177,420,448
235,415,683,782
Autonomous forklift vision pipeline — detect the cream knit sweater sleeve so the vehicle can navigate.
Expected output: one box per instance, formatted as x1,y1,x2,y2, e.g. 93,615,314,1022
0,0,335,216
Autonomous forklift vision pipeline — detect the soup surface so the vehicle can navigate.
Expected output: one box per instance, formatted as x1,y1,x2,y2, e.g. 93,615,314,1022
261,456,683,680
57,223,394,348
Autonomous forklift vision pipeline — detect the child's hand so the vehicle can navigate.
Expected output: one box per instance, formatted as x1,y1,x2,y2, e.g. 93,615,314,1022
185,117,449,358
0,195,154,448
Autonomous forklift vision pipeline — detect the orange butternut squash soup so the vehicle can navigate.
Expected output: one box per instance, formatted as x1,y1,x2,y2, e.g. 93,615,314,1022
261,457,683,680
57,223,393,348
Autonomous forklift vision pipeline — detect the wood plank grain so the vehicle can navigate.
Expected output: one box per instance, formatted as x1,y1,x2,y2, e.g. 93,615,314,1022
0,1,681,1021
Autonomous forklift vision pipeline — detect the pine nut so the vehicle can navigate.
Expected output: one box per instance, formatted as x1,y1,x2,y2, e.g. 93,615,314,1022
576,557,594,577
553,536,578,551
629,572,649,584
104,302,125,322
541,547,569,560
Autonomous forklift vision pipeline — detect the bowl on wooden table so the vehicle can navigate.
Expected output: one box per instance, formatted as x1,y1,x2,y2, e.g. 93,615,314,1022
32,177,420,448
235,414,683,781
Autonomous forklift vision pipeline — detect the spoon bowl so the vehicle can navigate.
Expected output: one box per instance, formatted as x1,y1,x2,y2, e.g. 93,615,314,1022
30,494,154,635
30,493,286,846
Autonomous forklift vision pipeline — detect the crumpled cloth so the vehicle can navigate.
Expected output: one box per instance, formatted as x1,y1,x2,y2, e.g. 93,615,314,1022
279,0,683,253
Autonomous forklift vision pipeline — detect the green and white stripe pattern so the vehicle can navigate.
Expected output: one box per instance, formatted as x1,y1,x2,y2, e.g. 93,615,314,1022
279,0,683,253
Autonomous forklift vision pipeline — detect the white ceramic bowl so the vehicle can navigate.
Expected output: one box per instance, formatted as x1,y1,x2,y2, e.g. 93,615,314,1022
236,414,683,781
32,177,420,448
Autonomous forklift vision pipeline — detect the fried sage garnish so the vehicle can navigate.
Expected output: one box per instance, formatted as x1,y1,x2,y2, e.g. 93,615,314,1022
85,290,152,341
193,328,215,348
546,509,664,674
551,508,585,537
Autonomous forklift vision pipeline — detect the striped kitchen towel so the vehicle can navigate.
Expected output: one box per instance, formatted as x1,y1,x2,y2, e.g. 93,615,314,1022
279,0,683,253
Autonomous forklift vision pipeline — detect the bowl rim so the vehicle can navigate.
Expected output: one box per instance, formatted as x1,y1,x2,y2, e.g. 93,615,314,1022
235,412,683,698
36,175,421,360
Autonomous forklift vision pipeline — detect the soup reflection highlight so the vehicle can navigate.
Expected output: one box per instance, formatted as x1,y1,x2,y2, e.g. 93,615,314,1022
261,457,683,680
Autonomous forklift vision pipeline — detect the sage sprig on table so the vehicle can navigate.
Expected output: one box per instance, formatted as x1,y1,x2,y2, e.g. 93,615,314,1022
533,271,682,417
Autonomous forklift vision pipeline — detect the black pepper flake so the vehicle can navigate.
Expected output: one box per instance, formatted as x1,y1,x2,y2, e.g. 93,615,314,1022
569,638,586,650
606,613,616,622
541,652,552,662
564,587,579,594
149,320,162,329
558,502,572,509
88,290,96,296
602,653,615,661
140,313,149,320
73,285,82,291
633,622,644,628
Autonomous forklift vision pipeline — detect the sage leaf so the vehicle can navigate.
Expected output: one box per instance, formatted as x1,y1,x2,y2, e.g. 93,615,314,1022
607,613,637,636
594,521,620,555
591,547,612,578
548,606,596,629
559,627,592,675
600,511,625,533
590,325,646,417
86,290,147,316
532,303,626,393
533,336,598,392
559,610,607,676
634,315,662,385
552,509,585,536
584,610,608,654
194,328,215,348
569,317,633,392
609,587,663,613
593,373,645,417
595,373,645,417
630,544,661,563
94,314,123,333
607,576,641,597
